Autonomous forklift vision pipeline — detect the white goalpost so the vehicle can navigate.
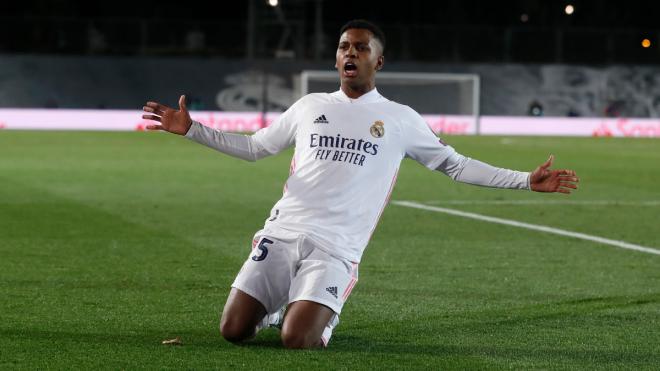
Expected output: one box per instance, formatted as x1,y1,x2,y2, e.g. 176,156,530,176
299,70,481,134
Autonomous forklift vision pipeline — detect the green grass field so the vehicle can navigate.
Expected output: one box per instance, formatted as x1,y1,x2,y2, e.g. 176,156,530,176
1,131,659,369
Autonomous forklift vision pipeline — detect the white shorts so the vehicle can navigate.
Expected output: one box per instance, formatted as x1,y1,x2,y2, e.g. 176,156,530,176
231,232,359,319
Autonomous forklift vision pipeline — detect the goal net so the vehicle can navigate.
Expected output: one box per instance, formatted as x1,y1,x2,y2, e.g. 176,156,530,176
299,71,480,134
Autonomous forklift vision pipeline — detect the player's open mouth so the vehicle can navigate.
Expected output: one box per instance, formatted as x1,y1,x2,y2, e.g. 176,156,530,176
343,62,358,77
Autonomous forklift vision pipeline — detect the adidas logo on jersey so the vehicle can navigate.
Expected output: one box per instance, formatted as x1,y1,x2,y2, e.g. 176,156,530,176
313,114,329,124
326,286,338,298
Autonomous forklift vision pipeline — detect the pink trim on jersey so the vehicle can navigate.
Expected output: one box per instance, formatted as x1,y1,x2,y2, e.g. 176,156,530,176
341,262,359,301
251,238,259,250
290,155,297,174
283,155,297,194
367,167,400,239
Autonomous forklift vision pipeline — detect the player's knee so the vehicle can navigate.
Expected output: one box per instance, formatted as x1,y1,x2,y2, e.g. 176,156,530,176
219,317,251,344
280,328,320,349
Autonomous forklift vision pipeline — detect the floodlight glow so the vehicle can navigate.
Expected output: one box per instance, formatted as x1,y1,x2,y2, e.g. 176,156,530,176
642,39,651,48
565,4,574,15
268,0,278,6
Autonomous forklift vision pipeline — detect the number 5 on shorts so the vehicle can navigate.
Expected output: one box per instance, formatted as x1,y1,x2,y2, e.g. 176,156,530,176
252,238,273,262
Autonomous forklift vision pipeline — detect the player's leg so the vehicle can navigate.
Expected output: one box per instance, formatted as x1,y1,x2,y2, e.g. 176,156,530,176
280,300,334,349
219,288,267,343
281,243,358,349
219,235,295,344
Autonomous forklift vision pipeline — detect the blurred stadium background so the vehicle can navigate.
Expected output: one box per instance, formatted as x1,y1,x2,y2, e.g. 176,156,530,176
1,1,659,369
2,0,660,123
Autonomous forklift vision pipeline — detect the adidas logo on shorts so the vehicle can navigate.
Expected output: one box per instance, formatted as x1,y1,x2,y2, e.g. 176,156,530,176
314,114,329,124
326,286,338,298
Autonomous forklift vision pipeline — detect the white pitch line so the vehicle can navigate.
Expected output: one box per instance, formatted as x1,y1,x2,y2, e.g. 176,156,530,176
423,200,660,206
392,200,660,256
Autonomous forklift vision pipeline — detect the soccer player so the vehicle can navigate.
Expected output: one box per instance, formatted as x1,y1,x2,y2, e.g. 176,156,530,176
142,19,579,349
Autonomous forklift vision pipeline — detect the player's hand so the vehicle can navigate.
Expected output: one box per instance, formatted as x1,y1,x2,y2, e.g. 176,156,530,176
530,155,579,194
142,95,192,135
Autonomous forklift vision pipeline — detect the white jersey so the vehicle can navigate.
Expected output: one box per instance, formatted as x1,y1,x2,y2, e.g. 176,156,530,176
249,88,456,262
186,88,529,263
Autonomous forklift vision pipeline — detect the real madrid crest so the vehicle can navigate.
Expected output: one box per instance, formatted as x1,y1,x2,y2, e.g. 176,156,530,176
370,120,385,138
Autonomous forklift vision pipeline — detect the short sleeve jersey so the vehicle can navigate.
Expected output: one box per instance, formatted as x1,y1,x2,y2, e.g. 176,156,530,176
252,88,456,263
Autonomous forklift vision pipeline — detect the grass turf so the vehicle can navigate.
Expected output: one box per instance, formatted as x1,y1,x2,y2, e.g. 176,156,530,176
1,131,659,369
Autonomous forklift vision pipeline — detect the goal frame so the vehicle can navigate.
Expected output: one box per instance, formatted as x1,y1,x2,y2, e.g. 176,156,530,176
299,70,481,133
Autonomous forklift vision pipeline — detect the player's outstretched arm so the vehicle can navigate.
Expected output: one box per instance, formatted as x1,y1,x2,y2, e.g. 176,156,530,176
142,94,278,162
142,95,192,136
437,151,579,193
530,155,579,194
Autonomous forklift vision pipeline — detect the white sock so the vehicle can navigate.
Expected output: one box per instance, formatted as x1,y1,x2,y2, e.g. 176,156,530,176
268,308,284,328
255,314,270,333
321,314,339,347
255,307,286,333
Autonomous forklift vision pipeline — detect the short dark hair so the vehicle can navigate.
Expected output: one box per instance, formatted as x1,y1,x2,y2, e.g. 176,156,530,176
339,19,386,53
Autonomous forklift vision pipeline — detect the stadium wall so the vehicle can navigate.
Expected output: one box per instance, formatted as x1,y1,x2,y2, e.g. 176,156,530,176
2,55,660,118
1,108,659,137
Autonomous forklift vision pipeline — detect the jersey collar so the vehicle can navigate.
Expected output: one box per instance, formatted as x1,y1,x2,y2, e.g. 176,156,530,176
331,87,385,104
